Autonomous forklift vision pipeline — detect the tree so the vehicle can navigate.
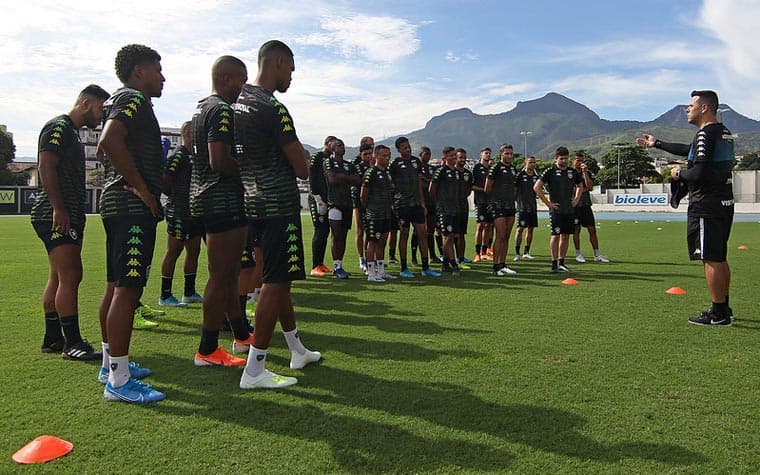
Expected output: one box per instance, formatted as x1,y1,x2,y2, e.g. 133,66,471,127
0,129,27,185
735,153,760,170
598,145,660,189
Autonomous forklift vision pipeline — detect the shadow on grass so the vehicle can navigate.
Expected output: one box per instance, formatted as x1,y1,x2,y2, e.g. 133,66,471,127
298,309,492,336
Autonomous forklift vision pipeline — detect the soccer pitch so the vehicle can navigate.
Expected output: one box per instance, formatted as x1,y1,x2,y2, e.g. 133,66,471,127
1,215,758,473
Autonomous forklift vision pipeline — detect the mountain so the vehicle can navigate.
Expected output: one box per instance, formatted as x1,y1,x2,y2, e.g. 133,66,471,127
651,104,760,133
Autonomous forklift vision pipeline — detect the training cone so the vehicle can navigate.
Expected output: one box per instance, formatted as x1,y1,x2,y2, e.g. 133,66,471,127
738,245,748,250
12,435,73,464
561,278,579,285
665,287,686,295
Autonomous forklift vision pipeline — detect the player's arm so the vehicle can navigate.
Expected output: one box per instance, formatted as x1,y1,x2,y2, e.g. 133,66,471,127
677,128,718,184
534,178,557,210
208,141,238,177
571,182,582,207
161,151,182,195
638,134,690,156
283,140,309,179
484,177,493,195
37,150,69,232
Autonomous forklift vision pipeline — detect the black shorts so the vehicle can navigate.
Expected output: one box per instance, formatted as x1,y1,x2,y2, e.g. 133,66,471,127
308,194,328,227
687,214,733,262
549,212,575,236
492,207,516,219
365,218,391,242
201,211,247,234
166,215,204,241
241,220,259,269
458,214,469,234
437,214,460,236
516,210,538,229
475,204,494,224
574,206,596,227
33,221,84,253
247,215,306,284
397,206,426,228
328,207,353,231
103,215,157,288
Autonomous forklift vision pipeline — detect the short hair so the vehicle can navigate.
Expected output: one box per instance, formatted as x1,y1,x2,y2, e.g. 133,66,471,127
691,90,719,115
574,152,584,158
333,138,344,146
180,121,192,134
555,146,570,157
360,143,373,152
442,146,455,155
76,84,110,104
212,55,246,82
115,44,161,83
480,147,491,153
419,146,431,154
360,136,374,146
374,144,390,154
500,144,513,152
455,148,466,154
324,135,337,146
258,40,294,66
394,136,409,150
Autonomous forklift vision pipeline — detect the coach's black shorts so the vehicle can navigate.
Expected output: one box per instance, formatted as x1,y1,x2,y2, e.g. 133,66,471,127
33,220,84,253
166,214,204,241
574,206,596,227
247,215,305,283
437,214,461,236
492,207,516,220
103,215,157,288
687,214,733,262
475,204,494,224
516,210,538,228
201,211,247,234
365,218,390,242
549,212,575,236
396,206,426,228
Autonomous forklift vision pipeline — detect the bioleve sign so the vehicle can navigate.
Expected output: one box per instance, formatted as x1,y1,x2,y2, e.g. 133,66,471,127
613,194,668,206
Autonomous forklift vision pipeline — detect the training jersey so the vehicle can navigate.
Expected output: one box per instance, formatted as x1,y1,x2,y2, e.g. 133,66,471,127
432,164,460,215
515,170,539,212
164,145,193,219
540,166,582,214
576,169,594,207
309,151,329,198
472,162,490,205
683,123,735,217
30,115,86,227
324,156,358,209
351,159,371,208
389,156,424,208
362,166,393,220
487,161,517,210
189,95,243,218
233,84,301,219
457,167,473,216
99,87,164,218
421,161,436,209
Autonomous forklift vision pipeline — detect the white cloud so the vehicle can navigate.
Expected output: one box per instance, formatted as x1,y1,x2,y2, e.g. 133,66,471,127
445,51,460,63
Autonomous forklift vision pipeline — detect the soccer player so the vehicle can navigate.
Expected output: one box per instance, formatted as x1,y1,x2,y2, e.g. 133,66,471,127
484,144,518,276
514,156,539,260
353,142,373,272
534,146,582,273
189,55,252,367
361,145,395,282
471,147,493,263
308,136,335,277
430,146,461,275
637,90,734,326
96,44,166,403
32,84,110,360
324,138,360,278
390,136,440,278
455,148,473,269
158,121,203,307
417,145,439,264
235,40,320,389
571,153,609,263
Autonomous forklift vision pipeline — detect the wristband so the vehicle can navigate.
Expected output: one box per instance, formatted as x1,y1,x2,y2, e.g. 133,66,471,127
654,139,662,149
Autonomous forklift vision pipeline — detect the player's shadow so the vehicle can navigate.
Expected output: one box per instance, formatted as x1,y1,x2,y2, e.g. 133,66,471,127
298,309,491,336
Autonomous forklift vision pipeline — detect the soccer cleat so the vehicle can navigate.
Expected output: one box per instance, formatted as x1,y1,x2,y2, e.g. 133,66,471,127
103,378,166,404
194,347,247,367
522,253,535,260
240,369,297,390
513,255,520,262
181,292,203,304
41,336,65,354
61,340,102,361
98,361,152,384
495,266,517,276
399,269,416,278
232,334,255,354
359,260,367,272
367,275,386,283
688,309,731,326
158,295,187,307
135,304,165,318
575,254,586,263
379,272,397,280
290,349,321,369
133,314,159,330
473,254,482,263
486,248,494,257
421,268,441,278
550,267,559,273
594,255,610,263
461,257,473,264
557,264,571,272
482,254,493,261
388,257,399,264
458,263,471,270
333,268,350,279
317,264,333,274
310,266,327,277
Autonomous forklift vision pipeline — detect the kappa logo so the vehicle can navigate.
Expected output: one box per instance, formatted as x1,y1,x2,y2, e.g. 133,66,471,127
289,264,301,272
127,258,140,267
288,255,299,263
288,244,299,253
126,269,141,277
287,234,298,242
127,248,141,256
286,224,298,232
129,225,143,234
127,236,142,245
51,231,62,240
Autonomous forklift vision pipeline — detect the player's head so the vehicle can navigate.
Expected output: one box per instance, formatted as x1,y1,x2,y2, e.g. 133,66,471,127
359,142,373,163
572,152,585,170
442,146,456,166
479,147,492,164
115,44,164,97
499,144,514,163
75,84,110,128
555,146,570,169
211,55,247,103
360,136,375,150
323,135,337,153
258,40,295,93
687,90,719,125
180,121,192,147
525,155,537,172
374,144,391,168
395,136,412,158
332,138,345,157
419,146,431,163
455,148,467,167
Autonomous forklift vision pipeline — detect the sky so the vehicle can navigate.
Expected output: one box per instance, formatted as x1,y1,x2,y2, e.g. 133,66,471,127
2,0,759,158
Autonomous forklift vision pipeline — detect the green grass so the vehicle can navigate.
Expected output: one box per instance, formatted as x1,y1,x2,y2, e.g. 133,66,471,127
1,214,758,473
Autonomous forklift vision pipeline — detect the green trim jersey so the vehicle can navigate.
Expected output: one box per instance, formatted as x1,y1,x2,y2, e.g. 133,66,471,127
99,87,164,218
515,170,539,212
31,115,86,227
234,84,301,219
324,156,358,209
309,151,328,198
458,167,473,215
164,145,193,219
362,166,393,220
472,162,490,205
389,156,424,208
421,162,437,209
540,166,582,214
487,161,517,210
432,165,460,215
351,159,371,208
189,95,243,217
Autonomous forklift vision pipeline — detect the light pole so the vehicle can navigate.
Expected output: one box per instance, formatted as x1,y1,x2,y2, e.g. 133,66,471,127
520,131,532,158
717,107,730,122
612,144,627,190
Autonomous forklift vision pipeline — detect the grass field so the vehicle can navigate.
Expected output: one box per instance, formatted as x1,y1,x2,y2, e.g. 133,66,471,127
1,214,758,474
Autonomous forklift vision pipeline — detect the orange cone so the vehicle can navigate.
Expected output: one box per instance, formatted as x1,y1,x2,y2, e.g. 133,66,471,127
665,287,686,295
738,245,748,250
12,435,73,464
561,278,578,285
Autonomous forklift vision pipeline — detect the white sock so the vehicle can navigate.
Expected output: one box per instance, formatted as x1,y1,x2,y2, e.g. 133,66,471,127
576,249,582,256
378,260,386,275
244,346,268,377
367,261,376,277
333,259,342,270
108,355,130,387
283,328,307,355
101,342,110,370
594,249,600,257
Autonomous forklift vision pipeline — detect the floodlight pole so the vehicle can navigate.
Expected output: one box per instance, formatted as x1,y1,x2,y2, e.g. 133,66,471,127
612,144,627,190
520,131,532,158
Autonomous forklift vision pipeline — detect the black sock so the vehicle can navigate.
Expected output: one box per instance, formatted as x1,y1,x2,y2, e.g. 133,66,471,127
60,315,83,346
515,245,520,256
160,276,173,300
524,245,530,254
475,244,481,255
184,273,197,297
400,259,408,271
435,234,443,255
428,234,437,258
312,222,329,268
421,256,429,270
228,314,251,341
44,311,62,340
559,258,565,266
239,295,247,320
552,260,558,270
486,238,493,249
411,233,418,259
712,302,729,317
199,328,220,355
493,264,499,272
